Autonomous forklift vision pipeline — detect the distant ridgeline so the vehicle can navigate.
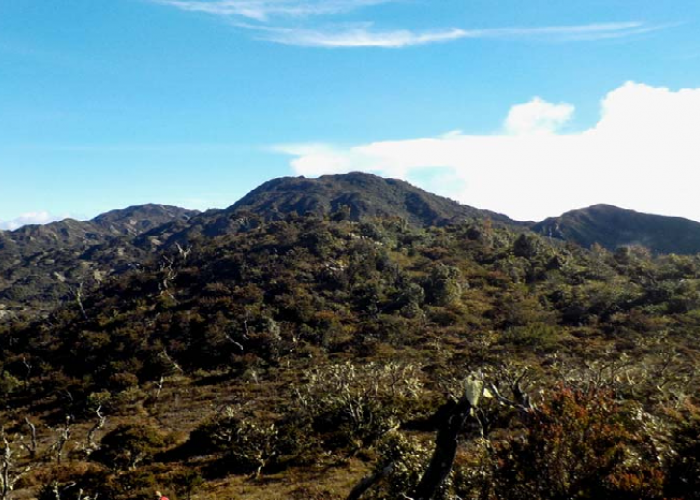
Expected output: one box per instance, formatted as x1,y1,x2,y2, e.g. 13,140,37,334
531,204,700,256
2,172,700,316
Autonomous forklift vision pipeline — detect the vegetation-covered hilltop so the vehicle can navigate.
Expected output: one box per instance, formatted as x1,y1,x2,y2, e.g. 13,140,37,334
2,205,700,498
230,172,515,226
532,203,700,255
0,205,197,314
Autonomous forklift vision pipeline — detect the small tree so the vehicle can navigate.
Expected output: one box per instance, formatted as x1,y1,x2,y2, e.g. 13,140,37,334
425,264,462,306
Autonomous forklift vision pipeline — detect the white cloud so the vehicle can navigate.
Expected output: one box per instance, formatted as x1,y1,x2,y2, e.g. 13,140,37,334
254,25,467,47
151,0,668,48
248,21,666,48
153,0,395,21
467,22,669,42
505,98,574,135
0,211,67,231
275,82,700,222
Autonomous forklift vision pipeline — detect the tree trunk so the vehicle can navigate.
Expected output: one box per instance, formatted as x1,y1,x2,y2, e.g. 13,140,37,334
346,462,395,500
411,396,472,500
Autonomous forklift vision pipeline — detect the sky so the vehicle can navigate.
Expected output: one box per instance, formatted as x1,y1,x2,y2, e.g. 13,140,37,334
2,1,700,229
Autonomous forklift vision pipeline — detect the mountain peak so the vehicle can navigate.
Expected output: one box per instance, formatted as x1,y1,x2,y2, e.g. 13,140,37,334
91,204,198,236
533,204,700,254
229,172,513,227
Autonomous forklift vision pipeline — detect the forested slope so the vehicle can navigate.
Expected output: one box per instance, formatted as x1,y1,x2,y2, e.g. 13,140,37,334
1,214,700,498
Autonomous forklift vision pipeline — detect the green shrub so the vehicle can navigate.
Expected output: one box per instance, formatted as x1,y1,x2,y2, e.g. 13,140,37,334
362,431,431,499
172,469,205,500
666,410,700,499
501,323,562,351
92,424,165,471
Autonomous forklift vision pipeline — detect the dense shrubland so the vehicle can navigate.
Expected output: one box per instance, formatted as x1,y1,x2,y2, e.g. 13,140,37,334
1,213,700,497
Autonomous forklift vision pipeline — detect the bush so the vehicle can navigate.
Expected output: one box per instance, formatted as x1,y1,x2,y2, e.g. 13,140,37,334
500,323,562,352
492,386,665,500
189,407,280,476
92,424,165,471
362,431,431,499
666,410,700,499
172,469,205,500
297,362,425,451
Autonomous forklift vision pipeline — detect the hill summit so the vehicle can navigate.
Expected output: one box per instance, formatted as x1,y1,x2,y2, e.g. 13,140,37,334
532,204,700,255
229,172,515,226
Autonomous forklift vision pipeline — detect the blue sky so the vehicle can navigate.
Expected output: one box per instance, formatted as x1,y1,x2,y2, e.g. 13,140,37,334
2,0,700,227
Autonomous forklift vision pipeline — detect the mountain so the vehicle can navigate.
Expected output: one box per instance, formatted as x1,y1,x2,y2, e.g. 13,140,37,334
2,204,196,257
8,174,700,319
132,172,520,250
6,173,522,315
0,205,198,312
230,172,516,226
91,204,198,236
532,204,700,255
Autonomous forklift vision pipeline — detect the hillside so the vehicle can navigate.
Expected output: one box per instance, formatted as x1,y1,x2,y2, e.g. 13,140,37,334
7,176,700,322
532,204,700,255
2,213,700,498
8,175,700,323
0,205,197,313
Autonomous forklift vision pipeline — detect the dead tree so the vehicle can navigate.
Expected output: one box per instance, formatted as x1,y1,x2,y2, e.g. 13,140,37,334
74,282,88,320
85,406,106,456
23,418,37,459
48,481,97,500
0,428,31,500
175,242,191,261
158,349,184,374
50,416,72,464
155,376,165,400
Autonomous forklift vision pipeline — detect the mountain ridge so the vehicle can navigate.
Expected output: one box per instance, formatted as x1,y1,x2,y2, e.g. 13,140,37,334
4,176,700,258
5,173,700,315
532,204,700,255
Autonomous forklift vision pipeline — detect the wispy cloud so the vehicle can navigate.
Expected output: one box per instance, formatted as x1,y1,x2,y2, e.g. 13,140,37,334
468,21,669,42
151,0,671,48
153,0,395,21
245,21,665,48
251,24,468,47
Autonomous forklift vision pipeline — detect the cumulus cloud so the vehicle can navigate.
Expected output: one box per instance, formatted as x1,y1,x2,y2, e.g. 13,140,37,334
275,82,700,222
505,98,574,135
0,211,67,231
